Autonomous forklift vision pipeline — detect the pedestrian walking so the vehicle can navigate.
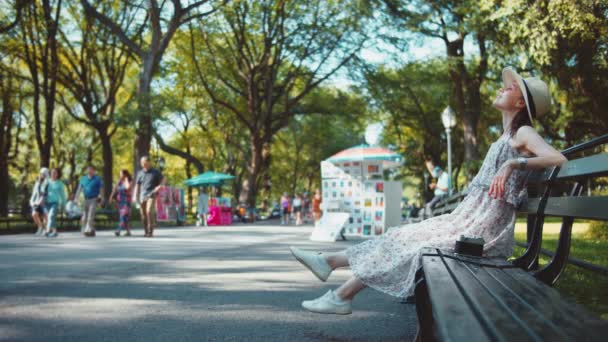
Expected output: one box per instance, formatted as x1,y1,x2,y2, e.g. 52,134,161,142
197,189,209,227
280,192,290,225
133,156,163,237
110,169,132,237
302,192,311,223
293,193,303,225
45,168,66,238
73,165,103,237
30,168,49,236
312,189,322,226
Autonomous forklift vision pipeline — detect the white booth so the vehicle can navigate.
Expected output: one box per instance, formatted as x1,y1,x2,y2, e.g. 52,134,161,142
311,144,403,241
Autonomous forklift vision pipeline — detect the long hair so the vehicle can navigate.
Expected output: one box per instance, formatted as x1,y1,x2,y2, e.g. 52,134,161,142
121,169,132,182
509,108,532,137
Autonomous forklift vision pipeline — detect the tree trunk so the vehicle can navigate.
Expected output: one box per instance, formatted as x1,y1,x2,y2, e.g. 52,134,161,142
23,0,62,168
0,155,9,216
446,36,481,163
0,75,13,216
243,136,264,208
99,130,113,201
68,149,77,195
19,149,32,216
291,149,301,195
306,175,313,193
185,157,193,214
133,57,154,175
462,98,481,161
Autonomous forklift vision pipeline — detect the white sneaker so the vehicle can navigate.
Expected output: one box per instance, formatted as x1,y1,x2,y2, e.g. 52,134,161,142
302,290,352,315
289,246,332,282
35,227,43,236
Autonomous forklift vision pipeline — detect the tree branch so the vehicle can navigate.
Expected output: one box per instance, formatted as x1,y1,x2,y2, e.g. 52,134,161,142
80,0,144,57
152,129,205,173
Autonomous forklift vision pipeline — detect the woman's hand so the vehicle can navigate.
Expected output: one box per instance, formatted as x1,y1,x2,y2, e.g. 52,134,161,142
488,160,516,199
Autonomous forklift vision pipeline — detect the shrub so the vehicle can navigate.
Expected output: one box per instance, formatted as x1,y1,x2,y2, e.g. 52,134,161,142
587,220,608,241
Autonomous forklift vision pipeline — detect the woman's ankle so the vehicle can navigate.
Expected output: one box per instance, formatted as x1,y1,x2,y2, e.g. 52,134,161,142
334,289,352,301
323,254,338,270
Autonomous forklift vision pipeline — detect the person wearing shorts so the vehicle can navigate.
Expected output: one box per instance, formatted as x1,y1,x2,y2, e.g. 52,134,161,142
293,193,303,225
134,156,163,237
30,168,49,236
280,193,290,225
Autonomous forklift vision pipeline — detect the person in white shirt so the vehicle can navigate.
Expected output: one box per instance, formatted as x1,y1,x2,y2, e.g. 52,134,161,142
425,161,449,217
293,193,303,225
197,189,209,227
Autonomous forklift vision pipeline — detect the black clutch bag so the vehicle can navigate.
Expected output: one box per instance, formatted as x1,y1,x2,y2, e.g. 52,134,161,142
454,236,485,257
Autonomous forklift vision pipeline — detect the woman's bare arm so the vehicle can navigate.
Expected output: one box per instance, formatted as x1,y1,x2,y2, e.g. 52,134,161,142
513,126,568,169
488,126,567,199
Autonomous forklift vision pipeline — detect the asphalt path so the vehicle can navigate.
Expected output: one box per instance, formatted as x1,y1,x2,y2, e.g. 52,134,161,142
0,221,416,341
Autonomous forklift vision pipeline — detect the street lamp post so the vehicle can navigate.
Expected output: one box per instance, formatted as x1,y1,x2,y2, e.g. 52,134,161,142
441,106,457,195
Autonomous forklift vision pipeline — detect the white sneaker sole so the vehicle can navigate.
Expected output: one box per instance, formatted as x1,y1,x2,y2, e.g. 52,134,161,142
301,302,352,315
289,246,329,282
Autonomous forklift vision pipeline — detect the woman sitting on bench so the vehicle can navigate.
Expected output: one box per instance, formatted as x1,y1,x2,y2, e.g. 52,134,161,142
289,67,568,315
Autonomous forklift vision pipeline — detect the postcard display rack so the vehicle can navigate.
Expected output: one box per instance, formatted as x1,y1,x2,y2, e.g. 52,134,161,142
319,160,401,238
156,186,186,223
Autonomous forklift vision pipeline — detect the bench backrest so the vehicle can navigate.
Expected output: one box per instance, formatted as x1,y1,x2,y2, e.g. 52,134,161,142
431,191,467,216
511,134,608,284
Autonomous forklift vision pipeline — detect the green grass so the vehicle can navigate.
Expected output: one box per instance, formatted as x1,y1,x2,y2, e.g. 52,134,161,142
513,231,608,320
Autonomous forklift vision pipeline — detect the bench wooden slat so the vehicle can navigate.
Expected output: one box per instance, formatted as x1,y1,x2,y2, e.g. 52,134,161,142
441,257,572,341
520,197,540,214
460,263,582,340
520,196,608,221
540,196,608,220
487,267,581,319
421,255,494,341
555,153,608,180
421,250,608,341
528,153,608,183
487,267,608,337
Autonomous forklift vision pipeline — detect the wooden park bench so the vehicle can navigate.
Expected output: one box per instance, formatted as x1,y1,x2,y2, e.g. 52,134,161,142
429,191,468,217
414,134,608,341
0,206,117,233
0,216,34,232
96,207,118,228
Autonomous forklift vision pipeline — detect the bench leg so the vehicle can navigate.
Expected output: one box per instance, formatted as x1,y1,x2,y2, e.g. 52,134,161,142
414,324,422,342
414,268,436,341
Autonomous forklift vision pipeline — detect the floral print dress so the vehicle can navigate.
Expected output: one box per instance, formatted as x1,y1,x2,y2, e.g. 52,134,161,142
346,133,529,298
115,182,132,232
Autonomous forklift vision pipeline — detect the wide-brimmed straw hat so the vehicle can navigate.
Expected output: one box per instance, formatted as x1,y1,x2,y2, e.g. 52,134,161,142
502,67,551,122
